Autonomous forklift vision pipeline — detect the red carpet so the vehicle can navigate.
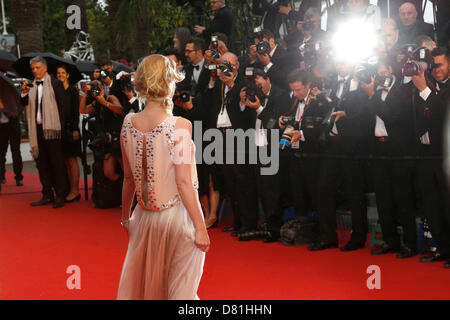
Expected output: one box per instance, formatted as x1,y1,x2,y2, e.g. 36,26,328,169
1,171,449,300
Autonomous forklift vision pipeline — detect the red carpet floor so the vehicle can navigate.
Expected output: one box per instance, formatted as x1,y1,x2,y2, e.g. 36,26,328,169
0,171,449,300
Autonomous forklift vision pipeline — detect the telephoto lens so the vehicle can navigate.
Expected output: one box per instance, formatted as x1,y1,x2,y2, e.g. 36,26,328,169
279,117,296,150
218,61,233,76
402,61,428,77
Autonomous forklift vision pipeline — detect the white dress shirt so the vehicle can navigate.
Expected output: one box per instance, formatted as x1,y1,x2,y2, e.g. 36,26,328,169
331,75,357,135
217,85,233,128
192,58,205,84
418,78,449,145
254,86,271,147
375,76,396,137
36,78,44,124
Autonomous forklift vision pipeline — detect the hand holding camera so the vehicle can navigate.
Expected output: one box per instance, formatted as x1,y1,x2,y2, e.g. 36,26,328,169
331,111,346,123
246,93,261,109
360,78,375,98
411,70,427,92
21,80,32,95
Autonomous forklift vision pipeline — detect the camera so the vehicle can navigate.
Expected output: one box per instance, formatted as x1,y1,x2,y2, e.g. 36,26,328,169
218,61,233,76
375,75,393,89
400,45,437,77
175,84,191,103
244,67,264,103
355,57,379,84
254,26,271,56
300,41,322,67
208,64,218,78
88,80,102,97
301,19,314,32
210,36,220,60
117,72,135,91
99,68,111,79
279,116,296,150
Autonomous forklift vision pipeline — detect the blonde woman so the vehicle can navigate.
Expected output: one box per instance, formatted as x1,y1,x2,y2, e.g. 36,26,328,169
117,55,210,300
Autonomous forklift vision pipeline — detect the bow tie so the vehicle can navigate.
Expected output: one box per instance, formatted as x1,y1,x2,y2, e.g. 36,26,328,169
193,65,200,71
338,78,346,84
36,80,44,86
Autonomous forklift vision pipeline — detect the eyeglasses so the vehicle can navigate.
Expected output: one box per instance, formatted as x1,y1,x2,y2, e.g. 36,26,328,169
184,49,195,53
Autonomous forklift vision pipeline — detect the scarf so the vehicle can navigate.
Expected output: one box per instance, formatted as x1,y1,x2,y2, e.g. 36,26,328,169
26,73,61,159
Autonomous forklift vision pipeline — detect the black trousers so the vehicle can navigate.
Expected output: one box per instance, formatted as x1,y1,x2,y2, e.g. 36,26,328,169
317,140,368,244
220,162,259,231
0,117,23,181
370,141,418,249
288,150,319,217
417,156,450,256
254,146,283,233
216,129,259,231
35,125,67,200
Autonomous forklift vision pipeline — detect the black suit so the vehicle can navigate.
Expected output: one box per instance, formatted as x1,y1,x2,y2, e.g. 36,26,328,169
366,78,419,249
283,89,333,219
0,95,23,184
398,20,435,46
415,79,450,256
244,84,291,233
201,6,235,48
316,76,368,245
203,78,257,232
174,62,211,196
174,62,210,125
21,77,70,201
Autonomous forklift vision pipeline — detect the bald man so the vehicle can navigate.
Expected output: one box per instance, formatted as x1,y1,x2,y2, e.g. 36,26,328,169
397,1,434,45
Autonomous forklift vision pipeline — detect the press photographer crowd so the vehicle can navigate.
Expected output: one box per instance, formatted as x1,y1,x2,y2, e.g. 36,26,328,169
0,0,449,269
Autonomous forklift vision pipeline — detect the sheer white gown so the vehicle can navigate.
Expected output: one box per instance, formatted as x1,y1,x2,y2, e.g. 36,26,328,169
117,114,205,300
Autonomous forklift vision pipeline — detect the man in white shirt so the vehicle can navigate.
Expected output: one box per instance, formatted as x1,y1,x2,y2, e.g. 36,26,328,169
20,56,69,208
277,69,333,242
361,59,419,258
310,59,369,252
239,68,291,242
251,29,289,90
411,47,450,268
204,52,260,239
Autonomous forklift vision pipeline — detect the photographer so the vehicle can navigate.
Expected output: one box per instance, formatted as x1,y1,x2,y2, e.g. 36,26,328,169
194,0,235,49
238,68,291,242
97,56,139,116
277,69,332,224
203,52,258,239
411,47,450,268
204,34,229,67
79,80,123,183
285,7,326,54
177,38,221,229
251,29,289,90
360,59,418,258
309,58,369,252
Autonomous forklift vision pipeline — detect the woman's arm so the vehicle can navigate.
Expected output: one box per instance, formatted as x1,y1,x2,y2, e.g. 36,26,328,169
79,91,95,114
173,118,210,253
120,129,135,235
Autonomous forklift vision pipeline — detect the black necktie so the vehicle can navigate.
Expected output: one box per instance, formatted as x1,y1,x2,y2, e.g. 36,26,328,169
193,65,200,71
36,80,43,86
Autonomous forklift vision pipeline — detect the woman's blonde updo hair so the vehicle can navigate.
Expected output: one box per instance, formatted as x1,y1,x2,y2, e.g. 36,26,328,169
134,54,184,114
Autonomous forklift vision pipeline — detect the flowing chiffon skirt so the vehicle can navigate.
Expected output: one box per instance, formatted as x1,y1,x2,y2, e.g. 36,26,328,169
117,201,205,300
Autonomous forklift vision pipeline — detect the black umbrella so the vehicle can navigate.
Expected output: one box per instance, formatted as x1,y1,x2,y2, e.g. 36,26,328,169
75,60,97,74
112,60,134,73
0,49,17,72
12,52,83,84
0,72,22,117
